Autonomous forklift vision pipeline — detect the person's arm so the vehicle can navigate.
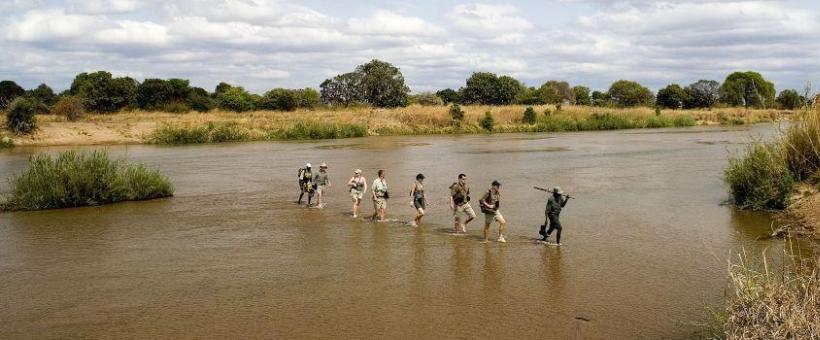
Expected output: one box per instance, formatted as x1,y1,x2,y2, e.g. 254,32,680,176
480,191,490,209
347,177,355,189
449,186,455,210
363,178,368,196
561,196,569,207
409,184,416,204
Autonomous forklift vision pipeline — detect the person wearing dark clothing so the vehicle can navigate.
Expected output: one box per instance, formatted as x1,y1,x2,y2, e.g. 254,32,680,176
540,186,569,245
297,163,314,206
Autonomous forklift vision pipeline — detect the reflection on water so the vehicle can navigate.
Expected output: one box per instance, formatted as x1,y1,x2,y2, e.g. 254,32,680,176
0,125,810,339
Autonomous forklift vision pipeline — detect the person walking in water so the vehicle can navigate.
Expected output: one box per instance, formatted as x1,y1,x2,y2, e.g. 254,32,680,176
297,163,314,206
347,169,367,218
409,173,426,227
540,186,570,245
314,163,330,208
449,174,475,233
479,180,507,243
371,169,388,222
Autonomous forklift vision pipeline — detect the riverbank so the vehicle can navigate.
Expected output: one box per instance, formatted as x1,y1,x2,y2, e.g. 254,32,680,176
0,105,788,147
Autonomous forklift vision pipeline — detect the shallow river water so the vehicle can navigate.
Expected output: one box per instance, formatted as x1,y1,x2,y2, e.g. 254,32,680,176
0,125,808,339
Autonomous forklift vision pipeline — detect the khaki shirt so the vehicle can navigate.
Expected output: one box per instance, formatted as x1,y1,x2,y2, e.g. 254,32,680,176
450,182,470,205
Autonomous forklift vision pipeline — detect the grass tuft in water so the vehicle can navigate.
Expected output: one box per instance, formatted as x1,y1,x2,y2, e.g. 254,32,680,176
0,150,174,211
0,136,13,149
725,142,794,210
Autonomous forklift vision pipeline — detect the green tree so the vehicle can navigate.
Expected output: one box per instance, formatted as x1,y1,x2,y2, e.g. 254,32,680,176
436,88,461,104
776,89,805,110
514,86,541,105
293,88,320,109
214,82,233,97
355,59,410,107
320,72,363,106
186,87,214,112
572,86,591,105
656,84,689,109
411,92,443,106
260,88,298,111
27,84,57,107
607,80,654,107
496,75,522,105
719,71,775,109
6,97,37,134
538,80,573,104
69,71,137,112
136,79,173,109
591,90,610,107
683,80,721,109
216,87,255,112
0,80,26,109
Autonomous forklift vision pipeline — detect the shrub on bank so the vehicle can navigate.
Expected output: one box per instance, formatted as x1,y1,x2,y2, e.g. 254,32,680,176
480,111,494,131
522,106,536,124
272,121,367,140
51,96,85,121
0,150,174,211
0,136,13,149
6,97,37,134
725,142,794,210
782,109,820,181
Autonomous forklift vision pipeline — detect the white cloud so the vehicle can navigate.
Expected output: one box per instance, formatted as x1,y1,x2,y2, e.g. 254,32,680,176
447,3,533,43
5,9,106,42
68,0,144,14
348,10,444,37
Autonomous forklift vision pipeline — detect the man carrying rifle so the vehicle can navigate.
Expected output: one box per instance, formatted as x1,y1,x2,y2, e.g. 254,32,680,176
539,186,570,245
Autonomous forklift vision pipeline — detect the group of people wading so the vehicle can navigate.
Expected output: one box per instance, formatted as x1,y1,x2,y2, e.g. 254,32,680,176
297,163,571,245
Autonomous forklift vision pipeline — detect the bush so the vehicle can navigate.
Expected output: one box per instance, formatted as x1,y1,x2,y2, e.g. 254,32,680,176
187,87,214,112
260,88,297,111
412,92,443,106
6,97,37,134
522,106,536,124
578,112,634,130
293,88,320,109
150,125,210,144
480,111,494,131
544,108,552,116
776,89,805,110
50,96,85,121
672,115,696,127
449,103,464,123
0,136,13,149
436,88,460,104
725,142,794,210
0,150,174,211
162,102,190,113
216,87,255,112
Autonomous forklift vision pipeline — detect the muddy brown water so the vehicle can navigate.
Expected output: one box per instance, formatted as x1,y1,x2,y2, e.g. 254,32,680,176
0,125,810,339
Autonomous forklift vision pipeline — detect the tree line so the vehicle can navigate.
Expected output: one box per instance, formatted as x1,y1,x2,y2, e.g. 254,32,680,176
1,59,813,134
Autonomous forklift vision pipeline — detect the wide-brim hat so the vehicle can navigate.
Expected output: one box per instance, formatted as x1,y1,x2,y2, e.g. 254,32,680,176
306,163,312,168
354,169,362,174
553,186,563,194
320,163,328,168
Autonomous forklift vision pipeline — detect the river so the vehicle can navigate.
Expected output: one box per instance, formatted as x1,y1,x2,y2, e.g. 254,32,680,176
0,125,807,339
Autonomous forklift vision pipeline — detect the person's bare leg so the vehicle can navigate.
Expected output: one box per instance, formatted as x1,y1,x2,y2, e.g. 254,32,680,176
483,222,491,242
498,218,507,242
353,200,359,218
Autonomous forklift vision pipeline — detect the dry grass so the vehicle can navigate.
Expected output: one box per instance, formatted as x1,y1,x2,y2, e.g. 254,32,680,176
714,249,820,340
0,105,792,146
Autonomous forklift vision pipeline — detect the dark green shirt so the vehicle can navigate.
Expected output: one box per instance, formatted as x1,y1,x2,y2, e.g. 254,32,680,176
546,195,567,217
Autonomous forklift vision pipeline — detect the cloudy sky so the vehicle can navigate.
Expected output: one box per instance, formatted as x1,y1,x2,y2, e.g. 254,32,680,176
2,0,819,94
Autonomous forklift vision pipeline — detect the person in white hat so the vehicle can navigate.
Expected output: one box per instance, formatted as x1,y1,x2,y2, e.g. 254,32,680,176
540,186,570,245
314,163,330,208
297,163,314,206
347,169,367,218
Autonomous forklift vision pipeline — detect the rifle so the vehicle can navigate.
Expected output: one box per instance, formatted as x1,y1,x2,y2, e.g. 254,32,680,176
533,186,575,199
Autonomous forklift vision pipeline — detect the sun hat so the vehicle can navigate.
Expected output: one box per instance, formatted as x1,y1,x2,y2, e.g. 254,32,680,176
306,163,312,168
354,169,362,174
320,163,328,168
553,186,563,194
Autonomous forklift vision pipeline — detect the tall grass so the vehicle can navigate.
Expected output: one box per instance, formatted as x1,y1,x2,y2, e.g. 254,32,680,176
269,121,367,140
0,150,173,211
725,106,819,210
712,250,820,339
150,122,252,144
725,142,795,210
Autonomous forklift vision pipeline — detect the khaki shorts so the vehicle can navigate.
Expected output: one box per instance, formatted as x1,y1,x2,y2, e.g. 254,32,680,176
350,189,363,201
374,197,387,210
316,185,326,195
484,211,504,224
453,203,476,223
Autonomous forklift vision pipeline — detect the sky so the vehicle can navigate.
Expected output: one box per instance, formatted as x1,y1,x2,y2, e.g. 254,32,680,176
1,0,819,94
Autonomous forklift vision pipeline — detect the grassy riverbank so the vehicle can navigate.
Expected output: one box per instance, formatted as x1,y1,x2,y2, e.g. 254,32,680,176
0,150,173,211
0,105,788,146
709,251,820,339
